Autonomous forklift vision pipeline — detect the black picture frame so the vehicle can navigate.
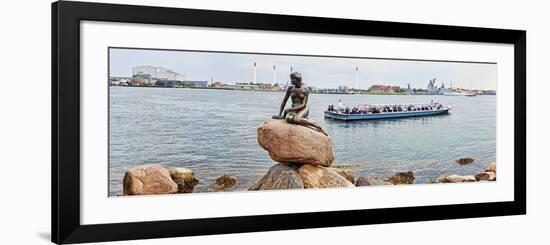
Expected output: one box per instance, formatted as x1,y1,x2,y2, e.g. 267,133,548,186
52,1,526,244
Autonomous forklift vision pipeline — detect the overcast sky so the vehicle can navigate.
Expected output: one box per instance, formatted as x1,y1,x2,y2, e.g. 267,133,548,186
109,48,497,90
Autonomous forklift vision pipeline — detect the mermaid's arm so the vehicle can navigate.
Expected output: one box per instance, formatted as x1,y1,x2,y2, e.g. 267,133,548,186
277,86,292,116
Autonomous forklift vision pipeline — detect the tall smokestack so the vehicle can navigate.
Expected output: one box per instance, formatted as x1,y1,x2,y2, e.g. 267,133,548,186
355,66,359,90
253,62,257,84
273,65,276,85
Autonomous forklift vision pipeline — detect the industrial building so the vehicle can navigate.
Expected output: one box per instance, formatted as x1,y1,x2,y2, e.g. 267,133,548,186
132,65,186,81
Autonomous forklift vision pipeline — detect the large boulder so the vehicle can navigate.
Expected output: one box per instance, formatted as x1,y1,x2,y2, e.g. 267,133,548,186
170,167,199,193
297,164,355,188
327,167,355,183
123,164,178,195
356,175,393,186
249,163,304,190
257,119,334,167
386,171,415,184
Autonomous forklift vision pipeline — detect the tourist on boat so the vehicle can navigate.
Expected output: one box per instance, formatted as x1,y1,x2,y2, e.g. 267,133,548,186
338,99,346,111
342,103,450,114
332,102,450,115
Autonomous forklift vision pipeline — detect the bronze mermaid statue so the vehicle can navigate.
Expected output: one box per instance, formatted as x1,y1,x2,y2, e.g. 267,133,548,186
272,72,328,136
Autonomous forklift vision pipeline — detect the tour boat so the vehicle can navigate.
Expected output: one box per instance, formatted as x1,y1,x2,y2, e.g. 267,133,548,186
324,102,452,121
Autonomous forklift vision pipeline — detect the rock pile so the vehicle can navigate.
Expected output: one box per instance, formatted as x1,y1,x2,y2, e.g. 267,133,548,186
120,118,498,195
250,119,354,190
123,164,199,195
428,162,497,183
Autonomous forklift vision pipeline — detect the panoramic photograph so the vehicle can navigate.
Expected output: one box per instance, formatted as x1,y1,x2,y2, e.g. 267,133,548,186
108,47,497,197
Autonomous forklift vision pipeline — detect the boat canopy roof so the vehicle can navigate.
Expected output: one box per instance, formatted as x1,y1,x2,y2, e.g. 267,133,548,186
353,102,441,108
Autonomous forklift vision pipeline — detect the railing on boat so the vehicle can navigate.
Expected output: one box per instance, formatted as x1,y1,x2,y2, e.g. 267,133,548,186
327,103,449,115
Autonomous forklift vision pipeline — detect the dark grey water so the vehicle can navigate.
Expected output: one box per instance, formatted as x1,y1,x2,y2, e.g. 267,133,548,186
109,87,496,196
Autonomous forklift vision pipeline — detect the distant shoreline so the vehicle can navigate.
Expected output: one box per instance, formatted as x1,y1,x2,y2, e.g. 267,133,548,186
109,85,496,96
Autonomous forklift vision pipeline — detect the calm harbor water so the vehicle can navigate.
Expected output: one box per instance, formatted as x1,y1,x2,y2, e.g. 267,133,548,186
109,86,496,196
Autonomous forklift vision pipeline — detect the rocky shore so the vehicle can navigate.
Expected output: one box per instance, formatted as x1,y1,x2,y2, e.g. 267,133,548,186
121,119,496,196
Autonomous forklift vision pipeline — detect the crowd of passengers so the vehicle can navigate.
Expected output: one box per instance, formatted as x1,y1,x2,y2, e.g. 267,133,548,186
327,103,443,114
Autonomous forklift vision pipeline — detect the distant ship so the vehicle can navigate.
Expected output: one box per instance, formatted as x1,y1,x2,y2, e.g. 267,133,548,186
427,78,476,96
442,91,476,96
324,102,451,121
